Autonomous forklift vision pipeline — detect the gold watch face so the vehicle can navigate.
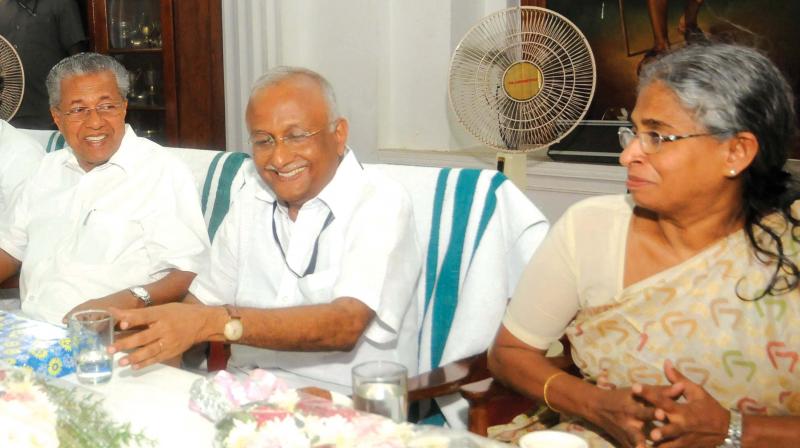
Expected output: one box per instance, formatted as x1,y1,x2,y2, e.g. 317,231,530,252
224,318,243,341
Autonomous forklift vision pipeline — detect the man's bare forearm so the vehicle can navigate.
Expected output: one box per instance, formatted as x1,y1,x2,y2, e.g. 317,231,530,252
138,270,196,306
196,296,375,352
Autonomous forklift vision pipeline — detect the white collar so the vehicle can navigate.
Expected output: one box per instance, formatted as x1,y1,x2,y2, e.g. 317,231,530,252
63,125,142,173
256,147,365,219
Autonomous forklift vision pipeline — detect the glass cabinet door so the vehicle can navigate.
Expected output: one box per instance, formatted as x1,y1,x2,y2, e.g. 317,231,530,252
89,0,176,145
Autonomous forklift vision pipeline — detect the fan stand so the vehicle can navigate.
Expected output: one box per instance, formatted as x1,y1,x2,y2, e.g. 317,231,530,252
496,152,527,191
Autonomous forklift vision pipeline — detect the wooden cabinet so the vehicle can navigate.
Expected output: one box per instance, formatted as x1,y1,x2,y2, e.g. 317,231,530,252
85,0,225,149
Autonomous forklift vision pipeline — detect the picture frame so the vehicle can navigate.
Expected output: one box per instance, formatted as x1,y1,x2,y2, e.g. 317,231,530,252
528,0,800,158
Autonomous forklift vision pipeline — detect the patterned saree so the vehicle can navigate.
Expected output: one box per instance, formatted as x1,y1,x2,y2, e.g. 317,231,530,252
567,224,800,416
492,216,800,447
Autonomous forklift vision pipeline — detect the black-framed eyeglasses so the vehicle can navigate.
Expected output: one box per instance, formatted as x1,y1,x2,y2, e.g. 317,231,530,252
618,127,730,154
58,101,126,122
249,120,338,151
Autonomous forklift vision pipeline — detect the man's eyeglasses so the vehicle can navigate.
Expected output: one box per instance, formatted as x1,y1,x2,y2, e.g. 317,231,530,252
617,127,729,154
58,102,126,122
249,121,337,150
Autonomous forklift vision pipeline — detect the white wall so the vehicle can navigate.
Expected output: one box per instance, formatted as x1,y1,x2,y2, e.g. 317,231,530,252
222,0,514,158
221,0,626,221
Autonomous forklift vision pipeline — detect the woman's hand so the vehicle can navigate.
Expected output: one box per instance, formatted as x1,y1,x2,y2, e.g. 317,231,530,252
585,386,662,448
634,360,729,448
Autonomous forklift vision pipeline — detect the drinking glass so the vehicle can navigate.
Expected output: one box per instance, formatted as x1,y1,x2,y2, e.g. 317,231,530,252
69,310,114,385
352,360,408,423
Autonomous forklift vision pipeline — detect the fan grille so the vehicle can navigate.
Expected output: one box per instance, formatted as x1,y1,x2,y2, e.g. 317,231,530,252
0,34,25,121
449,7,596,152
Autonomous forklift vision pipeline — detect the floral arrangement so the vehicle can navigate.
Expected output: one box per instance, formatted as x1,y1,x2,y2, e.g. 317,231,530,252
0,367,58,447
0,366,153,448
190,370,415,448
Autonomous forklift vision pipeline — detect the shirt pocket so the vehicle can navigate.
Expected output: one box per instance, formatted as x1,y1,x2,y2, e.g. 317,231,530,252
72,209,145,265
296,269,337,304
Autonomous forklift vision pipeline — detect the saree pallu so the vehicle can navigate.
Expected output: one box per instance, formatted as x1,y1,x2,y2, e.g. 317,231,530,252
566,225,800,416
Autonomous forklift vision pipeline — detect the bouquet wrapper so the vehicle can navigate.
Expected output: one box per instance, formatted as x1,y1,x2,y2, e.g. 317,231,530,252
189,369,291,423
0,311,75,378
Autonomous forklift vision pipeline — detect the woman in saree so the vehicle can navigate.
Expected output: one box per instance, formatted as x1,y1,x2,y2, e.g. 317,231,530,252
489,42,800,448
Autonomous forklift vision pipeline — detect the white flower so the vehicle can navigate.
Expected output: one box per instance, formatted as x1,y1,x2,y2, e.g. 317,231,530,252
224,419,260,448
302,414,356,446
266,389,300,411
0,376,59,448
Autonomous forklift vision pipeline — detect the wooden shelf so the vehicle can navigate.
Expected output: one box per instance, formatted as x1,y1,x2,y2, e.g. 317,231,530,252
127,104,166,111
108,47,163,54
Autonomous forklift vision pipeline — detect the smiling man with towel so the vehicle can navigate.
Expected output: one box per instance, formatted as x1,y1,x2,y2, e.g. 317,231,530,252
110,67,423,394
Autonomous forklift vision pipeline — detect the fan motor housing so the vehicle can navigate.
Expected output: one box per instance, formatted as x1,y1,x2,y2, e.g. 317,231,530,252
502,61,543,102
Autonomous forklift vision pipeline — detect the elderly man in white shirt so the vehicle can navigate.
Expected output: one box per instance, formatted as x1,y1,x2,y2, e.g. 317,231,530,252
110,67,422,393
0,53,209,325
0,119,44,216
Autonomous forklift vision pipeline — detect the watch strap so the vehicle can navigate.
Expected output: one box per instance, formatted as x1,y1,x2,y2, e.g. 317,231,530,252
129,286,153,307
718,410,742,448
224,305,241,319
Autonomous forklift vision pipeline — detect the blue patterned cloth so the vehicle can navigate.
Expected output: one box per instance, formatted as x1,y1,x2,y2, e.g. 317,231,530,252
0,311,75,377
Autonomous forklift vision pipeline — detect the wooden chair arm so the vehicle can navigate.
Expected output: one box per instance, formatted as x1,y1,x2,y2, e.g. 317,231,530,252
207,341,230,372
458,350,578,436
407,352,489,402
460,377,537,436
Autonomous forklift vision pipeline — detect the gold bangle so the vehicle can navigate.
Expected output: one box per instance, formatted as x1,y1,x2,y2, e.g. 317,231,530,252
543,371,568,412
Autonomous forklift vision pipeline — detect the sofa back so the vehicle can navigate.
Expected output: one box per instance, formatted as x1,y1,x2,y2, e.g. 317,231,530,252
17,129,547,381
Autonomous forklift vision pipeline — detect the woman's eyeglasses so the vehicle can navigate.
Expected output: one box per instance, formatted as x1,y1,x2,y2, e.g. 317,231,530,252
618,127,729,154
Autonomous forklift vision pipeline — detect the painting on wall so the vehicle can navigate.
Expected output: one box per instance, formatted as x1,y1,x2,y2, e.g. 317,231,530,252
541,0,800,157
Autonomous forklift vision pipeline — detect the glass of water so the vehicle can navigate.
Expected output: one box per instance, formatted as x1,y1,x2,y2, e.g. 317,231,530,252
69,310,114,385
352,360,408,423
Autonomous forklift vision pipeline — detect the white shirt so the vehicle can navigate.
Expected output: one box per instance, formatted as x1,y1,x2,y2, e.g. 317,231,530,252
0,125,210,324
191,150,422,392
0,120,45,216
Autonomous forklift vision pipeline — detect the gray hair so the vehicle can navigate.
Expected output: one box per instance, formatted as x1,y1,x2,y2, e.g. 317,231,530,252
641,43,800,300
638,43,795,150
46,53,129,107
249,66,340,120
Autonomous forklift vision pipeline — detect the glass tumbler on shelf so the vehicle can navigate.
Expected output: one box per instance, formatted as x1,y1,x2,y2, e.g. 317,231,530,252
69,310,114,385
144,69,158,105
117,20,131,48
108,0,129,48
352,360,408,423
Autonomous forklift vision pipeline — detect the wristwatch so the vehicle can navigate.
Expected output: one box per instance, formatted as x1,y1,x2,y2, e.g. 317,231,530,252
718,410,742,448
129,286,153,307
223,305,243,341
